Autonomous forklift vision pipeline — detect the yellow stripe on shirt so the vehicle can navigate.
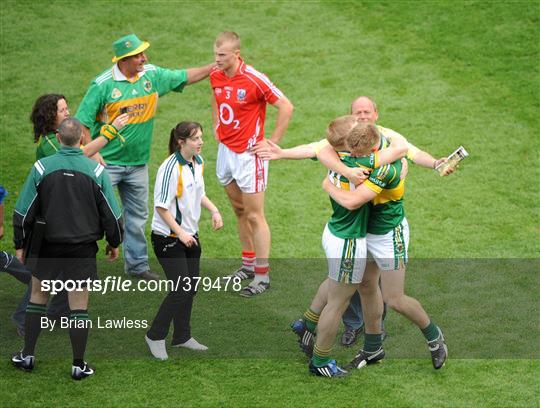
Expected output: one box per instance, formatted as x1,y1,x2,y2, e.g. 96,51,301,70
176,164,183,198
372,179,405,205
99,93,158,125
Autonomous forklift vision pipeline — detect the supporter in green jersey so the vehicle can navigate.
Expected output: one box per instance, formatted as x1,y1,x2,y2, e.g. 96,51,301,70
76,33,214,280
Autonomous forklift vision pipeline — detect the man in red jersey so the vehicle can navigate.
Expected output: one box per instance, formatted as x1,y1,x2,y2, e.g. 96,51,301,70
210,31,294,297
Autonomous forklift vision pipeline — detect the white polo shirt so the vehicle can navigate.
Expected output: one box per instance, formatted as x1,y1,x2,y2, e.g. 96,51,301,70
152,152,205,236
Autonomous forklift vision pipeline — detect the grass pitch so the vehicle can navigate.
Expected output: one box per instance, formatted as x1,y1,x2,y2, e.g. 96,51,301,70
1,1,539,406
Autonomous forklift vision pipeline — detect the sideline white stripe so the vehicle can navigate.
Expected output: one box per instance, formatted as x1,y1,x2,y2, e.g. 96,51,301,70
94,164,104,177
34,161,44,175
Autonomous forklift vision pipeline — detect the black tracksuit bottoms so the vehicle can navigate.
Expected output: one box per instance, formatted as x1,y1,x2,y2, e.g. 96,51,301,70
147,232,201,344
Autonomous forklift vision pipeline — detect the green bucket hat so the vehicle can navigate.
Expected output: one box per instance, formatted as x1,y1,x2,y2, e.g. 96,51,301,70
112,34,150,62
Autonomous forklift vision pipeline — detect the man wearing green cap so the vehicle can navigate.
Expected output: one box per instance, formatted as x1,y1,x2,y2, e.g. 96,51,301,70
76,34,214,280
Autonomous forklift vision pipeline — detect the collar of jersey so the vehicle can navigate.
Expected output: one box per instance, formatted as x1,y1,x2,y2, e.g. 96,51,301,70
174,151,202,165
225,58,246,78
112,63,145,83
59,146,83,155
237,58,246,75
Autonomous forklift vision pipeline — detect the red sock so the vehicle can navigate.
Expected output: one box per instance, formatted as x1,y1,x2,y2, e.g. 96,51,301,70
254,264,269,275
242,251,256,271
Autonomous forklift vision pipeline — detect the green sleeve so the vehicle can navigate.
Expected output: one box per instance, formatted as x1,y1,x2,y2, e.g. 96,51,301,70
13,164,42,248
15,165,41,216
97,168,123,247
368,164,397,189
99,170,122,219
75,81,104,132
154,66,188,96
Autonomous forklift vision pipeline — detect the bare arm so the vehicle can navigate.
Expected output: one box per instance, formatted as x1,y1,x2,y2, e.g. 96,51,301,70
252,139,317,160
81,125,105,165
322,177,378,210
317,139,408,185
375,135,408,166
268,96,294,144
82,137,109,158
383,130,453,176
410,150,454,176
201,196,223,230
186,63,215,85
317,144,369,185
81,125,92,145
211,96,219,141
156,207,197,247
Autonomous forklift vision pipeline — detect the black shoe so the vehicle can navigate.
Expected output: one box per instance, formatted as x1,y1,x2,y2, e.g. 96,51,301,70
309,359,349,378
71,362,95,380
225,267,255,281
345,347,385,369
427,328,448,369
134,271,160,281
341,326,363,347
11,351,34,371
291,319,315,358
239,281,270,297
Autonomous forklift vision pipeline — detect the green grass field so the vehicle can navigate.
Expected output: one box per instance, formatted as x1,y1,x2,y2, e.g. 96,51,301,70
1,1,539,406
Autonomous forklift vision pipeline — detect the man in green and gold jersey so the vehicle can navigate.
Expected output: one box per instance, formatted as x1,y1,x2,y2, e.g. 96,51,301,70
266,115,407,377
323,121,448,371
76,34,214,280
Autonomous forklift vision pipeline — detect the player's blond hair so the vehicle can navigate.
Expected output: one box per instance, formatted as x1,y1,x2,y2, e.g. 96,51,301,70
215,31,241,50
326,115,358,150
347,123,380,156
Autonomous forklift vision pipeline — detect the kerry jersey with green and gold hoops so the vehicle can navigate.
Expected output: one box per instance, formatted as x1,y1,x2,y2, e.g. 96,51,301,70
326,153,375,239
363,137,406,235
76,64,187,165
327,136,405,238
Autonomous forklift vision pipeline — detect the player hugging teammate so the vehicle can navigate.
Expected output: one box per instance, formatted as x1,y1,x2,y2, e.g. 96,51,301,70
257,113,449,377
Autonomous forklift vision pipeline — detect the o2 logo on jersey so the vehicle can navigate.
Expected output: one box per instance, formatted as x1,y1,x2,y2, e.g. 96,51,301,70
219,103,240,129
237,89,246,101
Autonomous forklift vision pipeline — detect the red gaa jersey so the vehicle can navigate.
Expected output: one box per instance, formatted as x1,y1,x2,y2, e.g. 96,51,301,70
210,58,283,153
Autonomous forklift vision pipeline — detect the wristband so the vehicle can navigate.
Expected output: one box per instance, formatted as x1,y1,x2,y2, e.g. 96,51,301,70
100,124,126,145
100,124,118,141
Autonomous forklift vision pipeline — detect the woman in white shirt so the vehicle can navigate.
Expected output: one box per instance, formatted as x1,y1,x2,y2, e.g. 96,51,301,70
145,121,223,360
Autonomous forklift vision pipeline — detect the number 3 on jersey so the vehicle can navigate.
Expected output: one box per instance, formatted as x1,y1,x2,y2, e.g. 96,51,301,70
219,103,240,129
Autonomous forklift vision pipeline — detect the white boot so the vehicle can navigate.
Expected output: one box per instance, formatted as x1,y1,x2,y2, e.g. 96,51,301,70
172,337,208,351
145,335,168,360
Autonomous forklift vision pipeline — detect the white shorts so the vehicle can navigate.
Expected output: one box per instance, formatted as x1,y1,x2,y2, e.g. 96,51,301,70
322,225,367,284
216,143,268,193
366,218,410,271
